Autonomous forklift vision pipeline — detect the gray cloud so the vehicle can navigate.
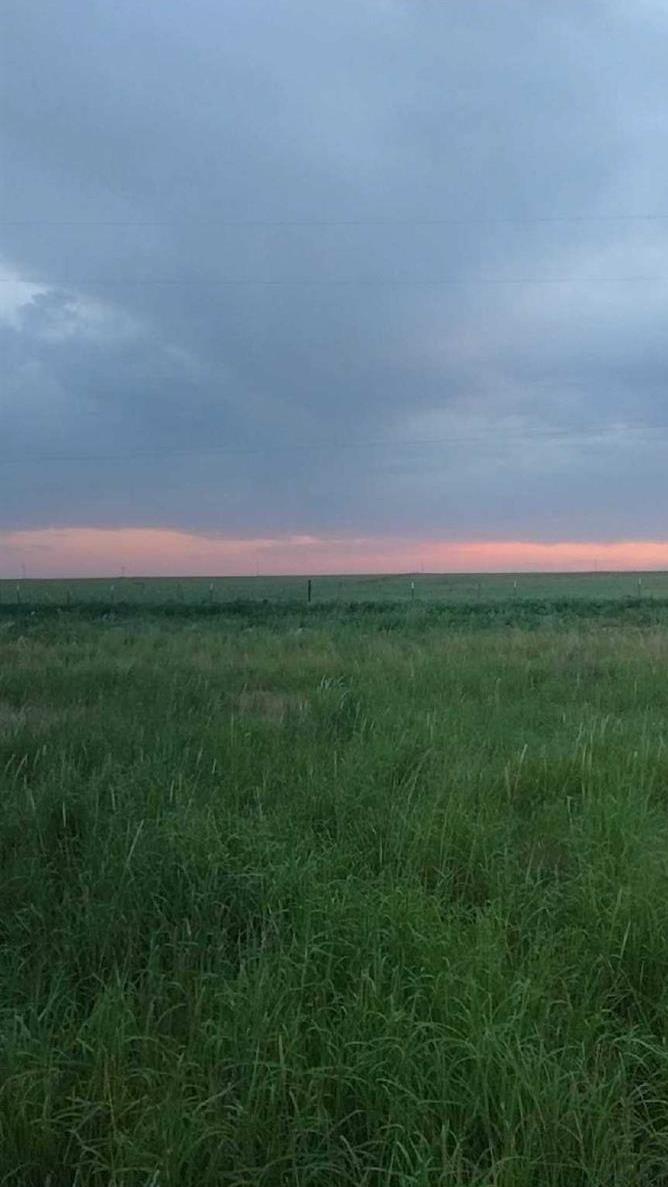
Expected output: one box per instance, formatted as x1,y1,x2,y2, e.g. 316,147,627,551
2,0,668,544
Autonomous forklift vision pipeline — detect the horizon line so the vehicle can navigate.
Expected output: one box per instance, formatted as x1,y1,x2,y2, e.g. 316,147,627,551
3,567,668,582
5,528,668,579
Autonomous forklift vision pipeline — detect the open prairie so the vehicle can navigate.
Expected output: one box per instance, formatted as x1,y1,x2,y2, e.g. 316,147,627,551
2,591,668,1184
3,569,668,608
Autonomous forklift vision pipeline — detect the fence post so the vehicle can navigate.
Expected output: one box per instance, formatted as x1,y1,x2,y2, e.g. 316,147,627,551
307,578,312,605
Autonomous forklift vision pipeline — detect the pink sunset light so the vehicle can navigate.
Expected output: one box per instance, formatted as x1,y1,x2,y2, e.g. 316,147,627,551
2,527,668,578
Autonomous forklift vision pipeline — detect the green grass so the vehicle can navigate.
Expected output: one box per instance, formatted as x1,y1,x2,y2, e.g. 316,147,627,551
2,597,668,1184
1,567,666,608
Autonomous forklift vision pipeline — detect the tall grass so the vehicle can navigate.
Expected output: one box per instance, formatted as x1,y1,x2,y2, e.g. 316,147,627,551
2,606,668,1184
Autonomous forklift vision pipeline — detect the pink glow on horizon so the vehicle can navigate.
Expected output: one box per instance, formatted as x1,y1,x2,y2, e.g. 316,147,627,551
3,527,668,578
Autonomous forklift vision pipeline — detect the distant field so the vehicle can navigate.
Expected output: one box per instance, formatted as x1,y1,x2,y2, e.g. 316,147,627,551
3,597,668,1183
1,568,666,606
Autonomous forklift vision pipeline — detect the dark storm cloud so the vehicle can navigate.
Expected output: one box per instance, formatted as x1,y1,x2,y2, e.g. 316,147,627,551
2,0,668,540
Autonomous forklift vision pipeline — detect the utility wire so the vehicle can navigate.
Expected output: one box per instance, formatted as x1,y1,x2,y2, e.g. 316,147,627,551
5,213,668,227
1,424,666,467
3,275,668,287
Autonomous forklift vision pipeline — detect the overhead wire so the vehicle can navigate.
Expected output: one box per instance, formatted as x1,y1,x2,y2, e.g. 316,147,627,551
1,423,667,468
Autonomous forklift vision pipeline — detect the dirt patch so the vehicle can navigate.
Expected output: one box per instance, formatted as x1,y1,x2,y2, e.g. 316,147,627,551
237,690,309,725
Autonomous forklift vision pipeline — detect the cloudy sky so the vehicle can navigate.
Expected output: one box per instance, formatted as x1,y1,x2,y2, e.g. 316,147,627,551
3,0,668,575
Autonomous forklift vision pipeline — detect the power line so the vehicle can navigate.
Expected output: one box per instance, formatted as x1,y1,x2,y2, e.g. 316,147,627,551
3,275,668,288
5,213,668,227
0,424,666,467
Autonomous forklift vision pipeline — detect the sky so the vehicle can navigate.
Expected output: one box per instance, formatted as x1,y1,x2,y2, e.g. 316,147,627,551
2,0,668,576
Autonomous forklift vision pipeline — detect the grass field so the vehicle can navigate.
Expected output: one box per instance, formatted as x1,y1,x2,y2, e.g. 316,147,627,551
3,591,668,1184
2,568,667,608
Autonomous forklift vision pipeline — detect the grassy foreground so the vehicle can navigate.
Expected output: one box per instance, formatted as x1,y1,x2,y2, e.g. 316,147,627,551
2,600,668,1184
